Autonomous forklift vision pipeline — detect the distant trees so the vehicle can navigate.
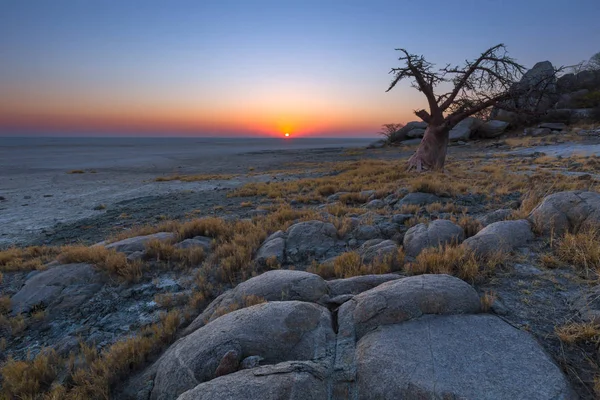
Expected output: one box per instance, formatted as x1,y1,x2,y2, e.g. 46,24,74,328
377,123,404,142
386,44,527,171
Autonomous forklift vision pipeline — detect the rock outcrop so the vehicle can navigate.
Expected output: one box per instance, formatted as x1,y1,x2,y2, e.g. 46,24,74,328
403,219,465,257
135,272,575,400
462,220,534,257
530,191,600,236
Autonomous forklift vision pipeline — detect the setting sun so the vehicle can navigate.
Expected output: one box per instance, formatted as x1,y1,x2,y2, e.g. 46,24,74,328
284,132,290,137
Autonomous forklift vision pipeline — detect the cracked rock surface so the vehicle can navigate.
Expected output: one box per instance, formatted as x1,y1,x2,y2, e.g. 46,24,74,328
123,270,576,400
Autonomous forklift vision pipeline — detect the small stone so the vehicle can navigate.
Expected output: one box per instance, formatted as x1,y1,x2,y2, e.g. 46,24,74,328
215,349,241,377
241,355,264,370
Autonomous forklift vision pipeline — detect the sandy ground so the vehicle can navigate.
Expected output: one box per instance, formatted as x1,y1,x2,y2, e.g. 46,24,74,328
0,138,374,247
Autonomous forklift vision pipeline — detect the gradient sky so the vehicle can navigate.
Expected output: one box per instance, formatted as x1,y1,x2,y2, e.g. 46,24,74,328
1,0,599,137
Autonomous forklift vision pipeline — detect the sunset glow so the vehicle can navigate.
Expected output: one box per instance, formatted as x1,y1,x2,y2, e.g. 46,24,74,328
1,1,598,137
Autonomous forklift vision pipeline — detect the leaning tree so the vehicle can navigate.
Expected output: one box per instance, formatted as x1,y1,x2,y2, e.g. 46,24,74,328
386,44,527,171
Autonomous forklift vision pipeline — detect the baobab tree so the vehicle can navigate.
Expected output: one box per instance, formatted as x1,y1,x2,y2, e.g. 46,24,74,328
386,44,527,171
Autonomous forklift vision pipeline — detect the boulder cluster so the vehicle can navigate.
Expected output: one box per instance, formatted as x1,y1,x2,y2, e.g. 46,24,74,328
387,62,600,145
135,272,575,400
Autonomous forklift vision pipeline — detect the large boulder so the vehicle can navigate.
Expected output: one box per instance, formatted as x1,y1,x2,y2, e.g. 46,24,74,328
285,221,339,264
477,120,510,138
340,274,480,340
355,314,576,399
478,209,513,227
395,192,441,208
151,301,335,400
530,191,600,236
449,117,483,141
254,231,285,265
406,128,426,138
358,239,399,264
462,220,533,257
10,263,104,315
105,232,176,254
403,219,465,257
182,270,328,335
555,89,590,108
176,361,329,400
327,274,402,297
390,121,428,142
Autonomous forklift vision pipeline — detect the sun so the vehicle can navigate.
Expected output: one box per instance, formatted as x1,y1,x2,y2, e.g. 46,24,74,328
284,132,290,137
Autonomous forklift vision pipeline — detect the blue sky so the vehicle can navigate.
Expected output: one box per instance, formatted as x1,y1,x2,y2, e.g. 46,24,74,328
1,0,598,136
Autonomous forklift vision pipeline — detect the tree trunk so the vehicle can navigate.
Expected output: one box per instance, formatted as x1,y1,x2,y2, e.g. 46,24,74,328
407,125,449,171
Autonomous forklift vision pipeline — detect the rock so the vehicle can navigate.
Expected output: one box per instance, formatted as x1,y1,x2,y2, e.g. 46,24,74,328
406,128,426,138
390,121,427,142
462,220,533,257
105,232,176,254
478,209,513,226
516,61,557,113
126,251,145,262
255,231,285,265
176,361,329,400
478,120,510,138
214,350,241,377
174,236,212,251
403,219,465,257
391,214,412,224
355,314,576,399
367,139,386,149
449,117,482,141
327,192,349,202
182,270,328,335
529,191,600,236
578,127,600,136
240,355,264,369
557,73,577,92
395,192,441,208
284,221,339,264
513,263,543,277
353,225,380,241
539,122,567,131
151,301,334,400
10,263,103,315
340,274,480,340
493,109,519,123
524,127,552,136
400,138,422,146
327,274,402,297
555,89,589,108
358,239,400,265
365,199,385,209
574,285,600,324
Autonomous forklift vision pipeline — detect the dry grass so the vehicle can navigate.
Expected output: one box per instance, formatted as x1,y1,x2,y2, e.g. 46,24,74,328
556,322,600,344
0,246,59,272
308,248,403,279
144,240,206,267
0,349,62,398
555,228,600,278
67,170,85,174
457,215,482,238
155,173,235,182
0,295,10,315
240,201,253,208
405,245,505,282
58,246,142,282
480,290,496,312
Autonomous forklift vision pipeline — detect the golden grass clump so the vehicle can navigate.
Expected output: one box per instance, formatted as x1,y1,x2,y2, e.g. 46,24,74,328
555,322,600,344
556,228,600,277
480,290,496,312
177,217,231,241
0,349,62,398
405,245,504,282
0,295,10,315
0,246,59,272
58,245,142,282
457,215,483,238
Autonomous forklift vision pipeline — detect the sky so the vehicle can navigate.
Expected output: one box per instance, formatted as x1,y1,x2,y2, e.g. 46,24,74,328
0,0,599,138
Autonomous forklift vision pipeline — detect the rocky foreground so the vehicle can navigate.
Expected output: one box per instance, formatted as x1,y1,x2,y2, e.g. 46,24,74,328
2,148,600,398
